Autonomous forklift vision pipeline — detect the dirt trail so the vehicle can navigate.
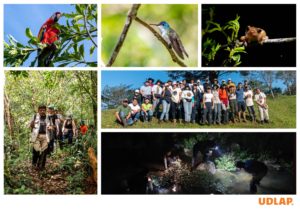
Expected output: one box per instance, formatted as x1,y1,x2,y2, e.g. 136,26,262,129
26,156,69,194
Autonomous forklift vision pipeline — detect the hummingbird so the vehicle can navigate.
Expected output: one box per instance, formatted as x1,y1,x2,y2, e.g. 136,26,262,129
150,21,189,60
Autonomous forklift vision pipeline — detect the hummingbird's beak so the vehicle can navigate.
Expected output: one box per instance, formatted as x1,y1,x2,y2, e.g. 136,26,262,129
150,23,159,26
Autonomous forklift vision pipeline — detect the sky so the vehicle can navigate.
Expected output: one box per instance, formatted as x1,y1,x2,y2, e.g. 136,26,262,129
101,71,285,90
4,4,97,67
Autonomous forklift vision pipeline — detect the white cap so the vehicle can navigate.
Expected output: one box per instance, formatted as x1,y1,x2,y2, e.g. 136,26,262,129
197,79,201,83
172,81,177,85
135,89,139,93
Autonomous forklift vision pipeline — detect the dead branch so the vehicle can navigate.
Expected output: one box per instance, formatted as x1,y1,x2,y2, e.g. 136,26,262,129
107,4,141,67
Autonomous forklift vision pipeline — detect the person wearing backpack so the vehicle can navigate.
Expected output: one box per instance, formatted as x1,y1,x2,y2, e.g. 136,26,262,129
29,105,49,171
47,105,59,154
62,115,76,144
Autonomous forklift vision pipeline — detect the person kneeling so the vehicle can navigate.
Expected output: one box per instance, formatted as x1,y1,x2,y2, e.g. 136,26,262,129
115,99,133,127
141,98,153,122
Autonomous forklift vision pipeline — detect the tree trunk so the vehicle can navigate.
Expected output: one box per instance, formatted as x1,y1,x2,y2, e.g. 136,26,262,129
4,92,14,140
269,85,275,99
90,71,98,127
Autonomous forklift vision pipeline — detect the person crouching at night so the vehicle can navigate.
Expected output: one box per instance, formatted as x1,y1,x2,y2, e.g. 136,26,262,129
236,160,268,194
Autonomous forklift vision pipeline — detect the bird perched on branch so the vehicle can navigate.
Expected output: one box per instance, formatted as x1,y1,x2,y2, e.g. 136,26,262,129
37,12,62,67
150,21,189,60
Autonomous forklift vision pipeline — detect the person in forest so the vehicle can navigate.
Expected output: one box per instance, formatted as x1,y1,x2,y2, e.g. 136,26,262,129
236,160,268,194
80,120,88,135
47,105,59,154
62,115,77,144
115,98,133,127
55,107,64,149
29,105,49,171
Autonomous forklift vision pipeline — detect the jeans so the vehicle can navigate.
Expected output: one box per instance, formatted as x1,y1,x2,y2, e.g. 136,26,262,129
160,100,170,121
183,101,193,122
119,112,134,126
213,103,221,123
203,102,213,124
141,110,153,121
191,100,201,122
63,129,73,144
152,98,161,117
131,112,140,122
171,101,182,120
247,106,256,120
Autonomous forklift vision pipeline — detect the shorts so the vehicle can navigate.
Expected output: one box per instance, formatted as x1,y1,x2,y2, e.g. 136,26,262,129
238,101,246,112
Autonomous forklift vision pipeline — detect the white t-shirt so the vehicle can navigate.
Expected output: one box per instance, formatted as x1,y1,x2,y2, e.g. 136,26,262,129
128,103,140,114
203,93,214,103
171,87,182,103
152,85,163,95
182,90,194,102
244,90,254,106
140,85,152,96
228,92,236,100
212,90,221,104
254,92,266,105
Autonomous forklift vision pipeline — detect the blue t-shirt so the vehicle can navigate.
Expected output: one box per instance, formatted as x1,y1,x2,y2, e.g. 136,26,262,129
236,88,244,102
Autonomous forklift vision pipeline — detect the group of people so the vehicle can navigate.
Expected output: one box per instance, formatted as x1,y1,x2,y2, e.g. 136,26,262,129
115,77,270,127
29,104,89,170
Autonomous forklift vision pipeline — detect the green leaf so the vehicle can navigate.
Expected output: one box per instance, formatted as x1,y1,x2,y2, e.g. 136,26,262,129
89,45,95,56
25,28,34,39
73,15,83,22
76,4,83,14
79,44,84,58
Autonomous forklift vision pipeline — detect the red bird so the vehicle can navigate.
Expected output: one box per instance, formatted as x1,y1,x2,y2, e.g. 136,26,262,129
37,12,62,67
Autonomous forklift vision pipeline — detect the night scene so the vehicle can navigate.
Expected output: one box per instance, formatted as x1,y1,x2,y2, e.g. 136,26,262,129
202,4,296,67
102,132,296,194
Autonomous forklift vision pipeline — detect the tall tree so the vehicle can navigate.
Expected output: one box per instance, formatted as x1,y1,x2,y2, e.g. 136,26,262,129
167,71,232,83
276,71,296,95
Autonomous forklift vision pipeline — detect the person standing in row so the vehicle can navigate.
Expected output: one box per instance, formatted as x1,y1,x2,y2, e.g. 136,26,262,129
152,80,162,118
159,83,172,123
181,86,194,123
244,85,256,122
212,85,221,124
202,86,214,125
254,88,269,124
171,82,182,124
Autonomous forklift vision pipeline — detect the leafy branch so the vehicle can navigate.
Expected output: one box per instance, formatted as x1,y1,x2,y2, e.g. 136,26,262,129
4,4,97,67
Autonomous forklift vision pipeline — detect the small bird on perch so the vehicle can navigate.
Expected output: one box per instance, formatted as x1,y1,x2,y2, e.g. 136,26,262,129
150,21,189,60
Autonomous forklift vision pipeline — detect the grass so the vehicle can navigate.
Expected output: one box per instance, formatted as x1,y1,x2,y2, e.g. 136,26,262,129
101,95,296,129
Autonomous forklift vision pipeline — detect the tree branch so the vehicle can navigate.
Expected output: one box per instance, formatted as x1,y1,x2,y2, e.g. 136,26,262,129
263,37,296,44
83,7,98,48
134,17,187,67
107,4,141,67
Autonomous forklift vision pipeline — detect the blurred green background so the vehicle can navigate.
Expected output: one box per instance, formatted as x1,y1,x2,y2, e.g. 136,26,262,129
102,4,198,67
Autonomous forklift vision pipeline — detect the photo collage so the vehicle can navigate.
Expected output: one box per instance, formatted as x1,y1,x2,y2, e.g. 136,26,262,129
0,0,298,209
